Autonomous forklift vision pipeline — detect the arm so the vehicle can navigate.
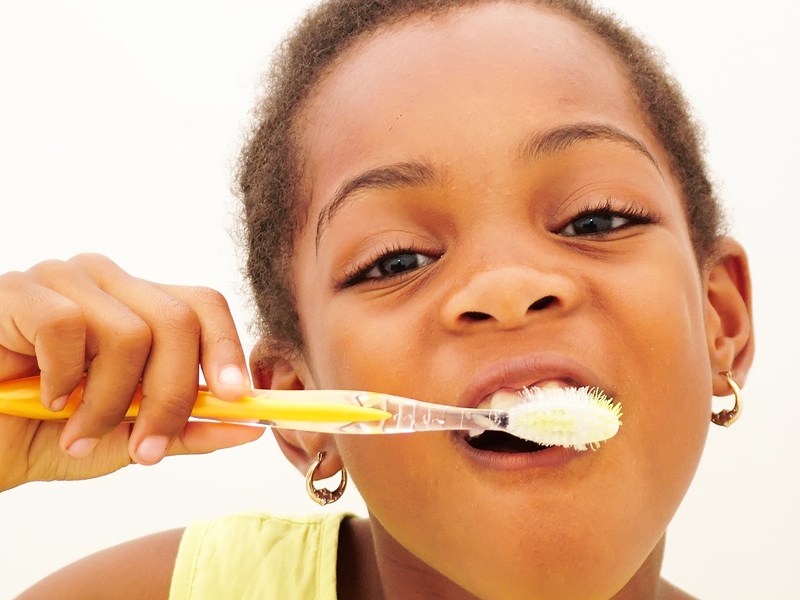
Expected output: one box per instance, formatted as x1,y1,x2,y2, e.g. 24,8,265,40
17,528,185,600
0,254,264,592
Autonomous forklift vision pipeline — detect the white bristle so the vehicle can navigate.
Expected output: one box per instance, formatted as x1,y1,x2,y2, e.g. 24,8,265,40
505,386,622,451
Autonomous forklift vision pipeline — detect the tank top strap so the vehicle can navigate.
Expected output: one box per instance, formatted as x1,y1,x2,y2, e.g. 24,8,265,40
169,512,351,600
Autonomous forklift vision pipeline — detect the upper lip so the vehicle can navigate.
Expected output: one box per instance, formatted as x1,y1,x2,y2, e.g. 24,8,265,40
457,353,603,410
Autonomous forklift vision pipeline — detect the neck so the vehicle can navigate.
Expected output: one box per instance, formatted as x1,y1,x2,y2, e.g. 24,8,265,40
338,517,696,600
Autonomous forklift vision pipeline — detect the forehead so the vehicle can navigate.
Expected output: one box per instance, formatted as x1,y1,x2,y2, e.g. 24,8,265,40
298,2,668,217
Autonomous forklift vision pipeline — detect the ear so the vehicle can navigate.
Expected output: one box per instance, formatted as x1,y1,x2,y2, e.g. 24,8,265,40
704,237,755,395
249,338,344,478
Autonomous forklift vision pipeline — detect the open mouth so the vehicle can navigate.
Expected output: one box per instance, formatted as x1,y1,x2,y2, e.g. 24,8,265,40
464,430,549,453
461,382,567,453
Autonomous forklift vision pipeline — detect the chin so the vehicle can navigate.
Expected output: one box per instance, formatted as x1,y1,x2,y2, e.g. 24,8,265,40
453,564,639,600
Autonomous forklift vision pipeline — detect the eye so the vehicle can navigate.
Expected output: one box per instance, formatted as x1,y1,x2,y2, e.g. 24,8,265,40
344,251,437,286
559,204,652,237
364,252,435,279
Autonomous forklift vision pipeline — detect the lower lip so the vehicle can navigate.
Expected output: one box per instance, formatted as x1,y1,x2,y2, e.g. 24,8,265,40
452,434,582,471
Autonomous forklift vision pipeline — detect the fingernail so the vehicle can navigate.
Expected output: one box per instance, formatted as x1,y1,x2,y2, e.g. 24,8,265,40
135,436,169,464
66,438,99,460
218,364,247,386
49,395,69,412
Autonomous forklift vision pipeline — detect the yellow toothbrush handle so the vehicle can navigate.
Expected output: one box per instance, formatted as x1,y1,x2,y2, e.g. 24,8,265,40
0,376,391,424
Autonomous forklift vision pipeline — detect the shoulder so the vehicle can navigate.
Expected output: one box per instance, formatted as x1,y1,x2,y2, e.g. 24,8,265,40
16,528,184,600
17,512,352,600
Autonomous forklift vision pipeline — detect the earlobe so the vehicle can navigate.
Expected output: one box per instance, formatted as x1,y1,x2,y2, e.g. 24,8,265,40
248,338,343,477
704,237,755,395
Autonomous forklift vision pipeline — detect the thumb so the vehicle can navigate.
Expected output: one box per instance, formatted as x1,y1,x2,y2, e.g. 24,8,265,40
166,422,265,456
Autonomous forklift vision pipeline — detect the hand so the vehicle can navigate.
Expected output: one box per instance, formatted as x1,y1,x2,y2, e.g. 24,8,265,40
0,254,263,492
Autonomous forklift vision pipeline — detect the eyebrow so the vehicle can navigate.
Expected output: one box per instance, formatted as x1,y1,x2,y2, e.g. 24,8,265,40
315,160,442,250
315,122,660,250
516,122,660,169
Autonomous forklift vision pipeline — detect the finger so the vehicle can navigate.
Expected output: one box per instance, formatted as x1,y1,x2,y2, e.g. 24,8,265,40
67,254,251,465
23,261,154,457
160,284,251,401
21,421,134,486
72,256,205,464
61,304,151,459
166,422,265,456
0,270,87,408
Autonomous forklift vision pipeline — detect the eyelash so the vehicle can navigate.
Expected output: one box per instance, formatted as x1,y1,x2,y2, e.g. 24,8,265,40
558,199,655,236
339,242,439,288
339,199,655,288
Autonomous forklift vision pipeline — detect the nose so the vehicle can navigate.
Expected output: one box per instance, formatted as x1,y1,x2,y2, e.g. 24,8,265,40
440,265,579,330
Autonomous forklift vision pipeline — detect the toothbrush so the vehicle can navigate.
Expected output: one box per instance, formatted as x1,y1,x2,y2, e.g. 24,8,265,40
0,376,621,450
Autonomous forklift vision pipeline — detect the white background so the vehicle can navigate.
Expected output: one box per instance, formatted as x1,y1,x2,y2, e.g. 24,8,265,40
0,1,798,598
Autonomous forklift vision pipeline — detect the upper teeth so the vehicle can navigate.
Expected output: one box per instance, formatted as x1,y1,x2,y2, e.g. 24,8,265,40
477,389,520,410
477,381,565,410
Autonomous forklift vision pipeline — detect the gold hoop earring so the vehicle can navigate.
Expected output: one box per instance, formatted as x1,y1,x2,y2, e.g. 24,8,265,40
711,371,742,427
305,451,348,506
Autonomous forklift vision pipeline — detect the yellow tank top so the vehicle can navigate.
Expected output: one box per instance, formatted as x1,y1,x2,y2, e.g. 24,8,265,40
169,512,349,600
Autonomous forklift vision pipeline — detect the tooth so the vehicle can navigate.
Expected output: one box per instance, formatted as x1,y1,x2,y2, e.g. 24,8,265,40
537,381,563,390
477,381,570,410
467,428,483,438
477,389,521,410
489,390,520,409
521,381,569,401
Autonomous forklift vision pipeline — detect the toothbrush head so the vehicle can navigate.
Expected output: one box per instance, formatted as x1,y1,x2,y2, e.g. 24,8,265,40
504,386,622,451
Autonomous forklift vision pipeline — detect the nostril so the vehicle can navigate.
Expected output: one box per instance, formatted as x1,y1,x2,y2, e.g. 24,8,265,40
529,295,556,311
461,311,492,322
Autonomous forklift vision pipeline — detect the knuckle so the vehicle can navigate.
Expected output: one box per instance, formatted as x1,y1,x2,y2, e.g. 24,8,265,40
106,317,152,362
156,296,201,337
190,286,229,311
67,253,122,282
0,271,44,308
27,258,70,280
204,329,241,354
83,400,130,430
0,270,26,290
43,300,86,336
67,252,115,271
146,388,194,423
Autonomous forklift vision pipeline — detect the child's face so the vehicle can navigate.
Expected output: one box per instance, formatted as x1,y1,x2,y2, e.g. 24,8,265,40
286,4,717,598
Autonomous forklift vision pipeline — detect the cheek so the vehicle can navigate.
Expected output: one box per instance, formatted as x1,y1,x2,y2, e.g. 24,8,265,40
303,292,433,390
297,225,713,595
605,247,712,524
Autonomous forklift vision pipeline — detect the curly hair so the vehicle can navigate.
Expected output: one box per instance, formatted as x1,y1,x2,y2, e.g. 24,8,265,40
237,0,724,356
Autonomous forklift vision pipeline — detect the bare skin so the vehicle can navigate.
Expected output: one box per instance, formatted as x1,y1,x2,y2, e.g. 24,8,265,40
5,3,751,599
18,529,184,600
0,254,262,491
18,517,697,599
272,4,752,599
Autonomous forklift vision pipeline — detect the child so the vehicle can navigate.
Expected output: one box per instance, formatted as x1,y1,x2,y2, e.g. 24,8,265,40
0,0,762,598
